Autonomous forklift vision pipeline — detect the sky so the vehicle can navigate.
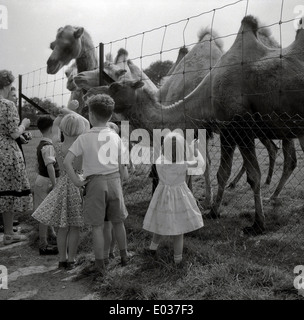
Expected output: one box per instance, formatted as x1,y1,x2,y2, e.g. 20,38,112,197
1,0,303,106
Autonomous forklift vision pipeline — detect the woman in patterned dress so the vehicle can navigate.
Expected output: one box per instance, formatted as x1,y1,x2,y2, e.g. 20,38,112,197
32,107,90,269
0,70,32,245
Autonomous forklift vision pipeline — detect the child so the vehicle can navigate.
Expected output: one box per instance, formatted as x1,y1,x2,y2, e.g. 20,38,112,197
32,110,90,269
33,115,60,255
64,94,129,277
103,122,123,262
143,132,205,265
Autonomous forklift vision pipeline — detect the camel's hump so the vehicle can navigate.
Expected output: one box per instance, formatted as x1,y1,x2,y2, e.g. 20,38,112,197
241,15,259,34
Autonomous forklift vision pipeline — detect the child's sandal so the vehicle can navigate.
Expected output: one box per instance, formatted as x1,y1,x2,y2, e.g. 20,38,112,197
66,261,76,270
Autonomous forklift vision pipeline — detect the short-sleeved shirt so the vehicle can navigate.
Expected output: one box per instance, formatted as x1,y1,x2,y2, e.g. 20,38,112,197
69,126,123,178
40,138,56,167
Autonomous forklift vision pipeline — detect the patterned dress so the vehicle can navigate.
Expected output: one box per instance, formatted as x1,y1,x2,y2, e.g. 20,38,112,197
0,96,33,213
32,143,84,227
143,162,204,236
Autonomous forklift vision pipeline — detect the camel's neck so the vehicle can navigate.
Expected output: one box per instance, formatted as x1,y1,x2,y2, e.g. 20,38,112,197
76,33,98,73
126,79,213,132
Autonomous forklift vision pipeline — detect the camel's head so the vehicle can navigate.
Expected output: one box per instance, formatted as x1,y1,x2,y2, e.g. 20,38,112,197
74,69,100,90
74,68,127,90
65,63,78,91
47,25,84,74
109,80,144,113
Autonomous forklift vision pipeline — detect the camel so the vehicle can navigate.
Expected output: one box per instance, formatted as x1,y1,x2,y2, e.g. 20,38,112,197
204,15,304,234
47,25,98,74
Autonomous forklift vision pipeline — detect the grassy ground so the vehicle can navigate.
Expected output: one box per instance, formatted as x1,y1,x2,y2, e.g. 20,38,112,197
21,132,304,300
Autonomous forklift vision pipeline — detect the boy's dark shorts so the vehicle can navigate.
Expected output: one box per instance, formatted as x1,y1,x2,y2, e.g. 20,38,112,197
83,172,128,226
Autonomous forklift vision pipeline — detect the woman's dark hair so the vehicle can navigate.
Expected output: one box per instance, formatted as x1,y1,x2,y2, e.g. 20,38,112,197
37,115,54,133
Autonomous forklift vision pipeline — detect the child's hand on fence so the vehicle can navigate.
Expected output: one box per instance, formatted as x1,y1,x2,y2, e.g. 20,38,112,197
189,139,199,157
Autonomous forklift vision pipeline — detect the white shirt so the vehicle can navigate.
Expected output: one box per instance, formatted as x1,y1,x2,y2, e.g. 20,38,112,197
69,126,122,178
40,137,56,167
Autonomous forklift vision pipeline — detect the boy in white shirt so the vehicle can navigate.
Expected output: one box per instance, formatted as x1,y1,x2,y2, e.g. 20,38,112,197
64,94,128,277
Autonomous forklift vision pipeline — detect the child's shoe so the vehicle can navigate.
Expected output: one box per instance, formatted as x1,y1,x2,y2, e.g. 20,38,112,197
58,261,68,269
121,256,129,266
3,234,27,245
66,261,76,270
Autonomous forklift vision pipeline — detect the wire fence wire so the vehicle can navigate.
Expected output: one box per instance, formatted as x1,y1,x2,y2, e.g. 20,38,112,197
19,0,304,283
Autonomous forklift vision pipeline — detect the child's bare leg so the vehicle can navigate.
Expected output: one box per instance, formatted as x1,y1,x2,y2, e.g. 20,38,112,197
111,221,128,265
67,226,80,263
48,226,57,238
172,234,183,264
92,225,105,268
150,233,162,250
2,212,14,235
57,227,68,262
110,227,116,258
39,223,48,249
103,221,112,262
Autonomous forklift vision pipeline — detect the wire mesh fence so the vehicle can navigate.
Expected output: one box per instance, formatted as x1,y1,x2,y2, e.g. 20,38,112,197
18,0,304,294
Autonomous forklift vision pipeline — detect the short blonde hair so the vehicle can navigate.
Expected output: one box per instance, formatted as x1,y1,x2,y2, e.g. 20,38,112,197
59,114,85,137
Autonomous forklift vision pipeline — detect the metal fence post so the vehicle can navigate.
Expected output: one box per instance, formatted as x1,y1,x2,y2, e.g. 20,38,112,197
18,74,22,119
99,42,104,86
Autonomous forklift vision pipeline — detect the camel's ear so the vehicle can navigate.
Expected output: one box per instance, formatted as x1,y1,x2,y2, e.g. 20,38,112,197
50,41,56,50
109,83,122,95
74,27,84,39
132,81,144,89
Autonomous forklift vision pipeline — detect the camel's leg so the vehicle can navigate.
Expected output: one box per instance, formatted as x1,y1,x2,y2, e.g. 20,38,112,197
269,139,297,200
238,138,265,235
260,138,279,185
203,138,213,208
207,133,236,219
227,162,246,189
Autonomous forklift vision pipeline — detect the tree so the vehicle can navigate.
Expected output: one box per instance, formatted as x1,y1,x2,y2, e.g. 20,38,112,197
21,97,59,125
144,60,173,87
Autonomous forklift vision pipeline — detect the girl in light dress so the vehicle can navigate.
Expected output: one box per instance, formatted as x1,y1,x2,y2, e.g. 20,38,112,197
32,107,90,269
143,132,205,265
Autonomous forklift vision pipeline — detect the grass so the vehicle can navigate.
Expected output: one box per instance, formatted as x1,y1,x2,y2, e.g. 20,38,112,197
21,132,304,300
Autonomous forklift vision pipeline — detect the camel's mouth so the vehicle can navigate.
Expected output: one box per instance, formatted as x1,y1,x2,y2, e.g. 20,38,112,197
66,80,76,91
47,60,65,75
